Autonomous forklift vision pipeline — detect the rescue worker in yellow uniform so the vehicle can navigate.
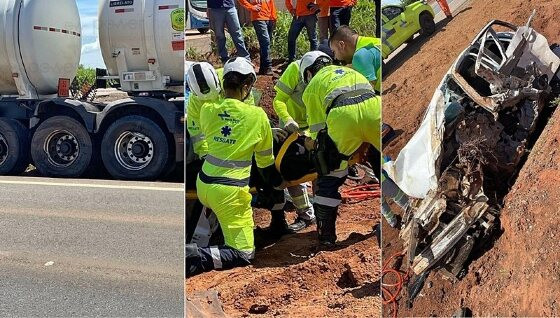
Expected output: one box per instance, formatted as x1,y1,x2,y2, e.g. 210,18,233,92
186,62,222,159
186,58,286,276
272,60,316,232
328,27,408,229
328,25,381,93
186,64,255,159
299,51,381,245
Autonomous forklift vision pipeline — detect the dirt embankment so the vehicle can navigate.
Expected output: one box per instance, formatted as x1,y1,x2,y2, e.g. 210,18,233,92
383,0,560,159
382,0,560,316
187,185,380,317
187,75,381,317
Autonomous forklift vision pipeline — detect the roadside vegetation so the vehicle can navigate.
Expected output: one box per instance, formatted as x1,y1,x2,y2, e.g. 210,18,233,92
207,0,377,63
71,65,96,97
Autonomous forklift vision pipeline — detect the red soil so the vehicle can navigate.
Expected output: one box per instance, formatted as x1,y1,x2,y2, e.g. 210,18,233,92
382,0,560,316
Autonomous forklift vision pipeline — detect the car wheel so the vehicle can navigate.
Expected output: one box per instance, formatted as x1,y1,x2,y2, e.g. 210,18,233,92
419,12,436,36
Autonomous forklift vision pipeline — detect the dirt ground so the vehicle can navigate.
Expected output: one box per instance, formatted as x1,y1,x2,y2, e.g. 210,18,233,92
186,76,381,317
382,0,560,316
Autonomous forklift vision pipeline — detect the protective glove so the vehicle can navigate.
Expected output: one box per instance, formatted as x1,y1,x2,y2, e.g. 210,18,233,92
272,128,289,143
283,119,300,133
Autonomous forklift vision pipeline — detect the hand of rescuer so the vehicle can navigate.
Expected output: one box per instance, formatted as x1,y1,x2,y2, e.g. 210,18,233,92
283,119,300,133
304,137,316,151
272,128,289,143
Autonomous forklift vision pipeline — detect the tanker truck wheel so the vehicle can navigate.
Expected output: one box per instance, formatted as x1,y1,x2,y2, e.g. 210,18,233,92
0,118,30,175
101,115,169,180
31,116,93,178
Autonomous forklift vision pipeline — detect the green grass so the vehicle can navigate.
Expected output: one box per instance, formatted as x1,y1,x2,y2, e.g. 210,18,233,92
185,46,206,61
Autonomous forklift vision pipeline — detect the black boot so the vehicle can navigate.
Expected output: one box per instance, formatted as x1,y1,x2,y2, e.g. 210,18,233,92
269,210,293,237
314,204,338,246
254,210,292,249
185,243,204,278
187,243,252,277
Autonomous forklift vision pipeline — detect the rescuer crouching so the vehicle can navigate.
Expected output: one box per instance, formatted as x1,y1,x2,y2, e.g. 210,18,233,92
185,59,290,277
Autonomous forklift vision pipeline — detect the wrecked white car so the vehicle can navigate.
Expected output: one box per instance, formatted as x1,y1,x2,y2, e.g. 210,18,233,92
384,13,560,299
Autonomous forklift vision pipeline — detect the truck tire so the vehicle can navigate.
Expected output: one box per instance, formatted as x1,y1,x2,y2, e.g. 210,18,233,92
101,115,168,180
419,12,436,36
0,118,29,175
31,116,93,178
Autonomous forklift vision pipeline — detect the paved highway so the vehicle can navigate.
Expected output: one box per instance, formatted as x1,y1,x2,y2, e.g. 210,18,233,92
0,176,184,317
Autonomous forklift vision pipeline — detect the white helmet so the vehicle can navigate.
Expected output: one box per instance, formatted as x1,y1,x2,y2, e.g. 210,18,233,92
223,57,256,79
299,51,333,83
186,62,221,101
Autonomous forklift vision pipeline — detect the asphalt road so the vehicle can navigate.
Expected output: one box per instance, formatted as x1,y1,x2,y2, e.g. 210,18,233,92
0,176,184,317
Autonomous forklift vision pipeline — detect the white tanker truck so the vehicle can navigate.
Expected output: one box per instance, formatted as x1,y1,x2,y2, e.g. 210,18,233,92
0,0,184,180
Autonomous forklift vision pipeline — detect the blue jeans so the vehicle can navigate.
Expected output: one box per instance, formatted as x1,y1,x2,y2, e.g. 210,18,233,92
207,7,251,63
287,14,318,61
252,20,275,70
330,6,353,33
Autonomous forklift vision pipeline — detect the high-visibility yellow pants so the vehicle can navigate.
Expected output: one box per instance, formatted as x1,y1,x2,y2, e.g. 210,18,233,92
196,178,255,253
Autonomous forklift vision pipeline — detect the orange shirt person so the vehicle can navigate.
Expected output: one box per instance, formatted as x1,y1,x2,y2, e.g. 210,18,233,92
329,0,355,34
237,0,278,75
317,0,330,42
285,0,321,62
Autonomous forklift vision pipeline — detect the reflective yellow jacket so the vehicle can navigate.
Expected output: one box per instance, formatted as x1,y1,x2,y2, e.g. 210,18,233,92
273,61,308,128
199,98,275,182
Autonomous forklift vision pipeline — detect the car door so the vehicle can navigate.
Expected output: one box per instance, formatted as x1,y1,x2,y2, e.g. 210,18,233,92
381,6,407,54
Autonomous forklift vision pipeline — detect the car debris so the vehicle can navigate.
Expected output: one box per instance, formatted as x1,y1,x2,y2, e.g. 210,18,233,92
384,11,560,305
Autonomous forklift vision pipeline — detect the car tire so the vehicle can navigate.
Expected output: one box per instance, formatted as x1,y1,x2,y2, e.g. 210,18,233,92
31,116,93,178
0,118,29,175
419,12,436,36
101,115,169,180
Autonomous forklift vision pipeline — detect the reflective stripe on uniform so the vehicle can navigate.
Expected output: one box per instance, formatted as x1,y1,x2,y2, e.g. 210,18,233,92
241,249,256,260
256,148,273,156
314,196,342,207
210,246,223,269
324,83,374,109
277,80,307,109
292,193,312,210
190,133,205,144
199,170,250,187
275,80,294,95
327,169,348,179
205,155,252,168
309,122,326,133
329,91,376,113
291,83,307,108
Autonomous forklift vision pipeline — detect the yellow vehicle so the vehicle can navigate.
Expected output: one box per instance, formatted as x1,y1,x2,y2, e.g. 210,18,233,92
381,0,435,58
